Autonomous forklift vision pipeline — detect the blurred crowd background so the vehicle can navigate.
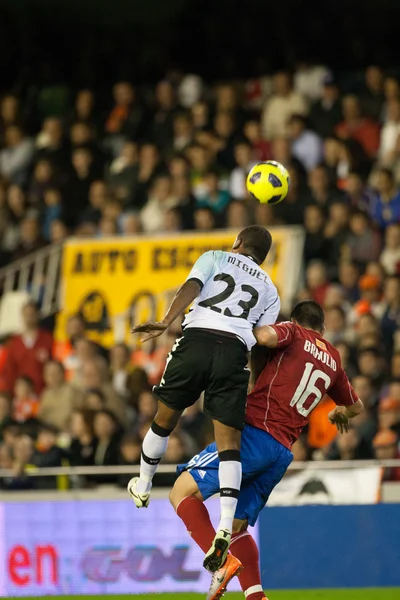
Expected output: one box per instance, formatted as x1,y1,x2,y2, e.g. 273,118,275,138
0,0,400,490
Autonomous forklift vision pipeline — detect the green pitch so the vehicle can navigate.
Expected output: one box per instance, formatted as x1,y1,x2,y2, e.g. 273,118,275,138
16,591,400,600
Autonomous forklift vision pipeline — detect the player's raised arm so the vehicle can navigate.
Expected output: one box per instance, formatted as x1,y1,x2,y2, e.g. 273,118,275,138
131,251,215,341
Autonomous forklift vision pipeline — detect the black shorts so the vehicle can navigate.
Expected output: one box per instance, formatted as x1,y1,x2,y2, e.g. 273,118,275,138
153,328,250,430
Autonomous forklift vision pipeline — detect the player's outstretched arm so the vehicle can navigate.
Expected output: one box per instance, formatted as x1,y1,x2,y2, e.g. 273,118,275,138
253,325,279,348
328,400,364,434
131,280,201,342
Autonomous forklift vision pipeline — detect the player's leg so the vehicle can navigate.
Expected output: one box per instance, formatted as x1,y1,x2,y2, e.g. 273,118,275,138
128,333,205,506
230,518,266,600
203,339,250,571
129,402,181,503
170,468,243,596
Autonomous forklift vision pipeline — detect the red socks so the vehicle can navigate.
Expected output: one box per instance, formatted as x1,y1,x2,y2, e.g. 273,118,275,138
231,531,265,600
176,496,216,553
176,497,265,600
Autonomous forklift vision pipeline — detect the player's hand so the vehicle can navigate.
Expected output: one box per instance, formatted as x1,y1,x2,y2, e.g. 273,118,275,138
328,406,351,434
131,321,168,342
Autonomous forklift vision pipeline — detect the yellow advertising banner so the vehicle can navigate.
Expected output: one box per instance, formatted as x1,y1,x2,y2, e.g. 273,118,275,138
56,227,304,347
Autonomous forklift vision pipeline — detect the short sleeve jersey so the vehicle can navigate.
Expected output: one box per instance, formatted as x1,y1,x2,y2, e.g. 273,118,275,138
183,250,280,350
245,322,359,449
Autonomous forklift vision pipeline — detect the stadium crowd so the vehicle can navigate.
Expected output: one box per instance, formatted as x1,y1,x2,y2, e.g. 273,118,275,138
0,65,400,489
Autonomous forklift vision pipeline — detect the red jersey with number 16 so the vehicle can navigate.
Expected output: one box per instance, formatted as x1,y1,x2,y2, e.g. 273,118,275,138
245,322,359,450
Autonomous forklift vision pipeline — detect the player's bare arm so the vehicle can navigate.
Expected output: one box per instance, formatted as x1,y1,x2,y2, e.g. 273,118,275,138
253,324,278,347
328,400,364,434
131,280,201,342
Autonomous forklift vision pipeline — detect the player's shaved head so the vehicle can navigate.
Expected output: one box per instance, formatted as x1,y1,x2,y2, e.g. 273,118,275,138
290,300,325,333
233,225,272,265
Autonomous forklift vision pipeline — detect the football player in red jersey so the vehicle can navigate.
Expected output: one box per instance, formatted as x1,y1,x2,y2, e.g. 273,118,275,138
169,300,364,600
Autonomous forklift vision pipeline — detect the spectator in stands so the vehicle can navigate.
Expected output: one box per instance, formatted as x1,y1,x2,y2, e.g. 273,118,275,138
140,174,178,233
12,375,39,423
380,275,400,356
164,432,190,464
197,169,230,215
1,185,26,254
358,347,386,390
273,166,310,225
381,77,400,122
117,434,141,487
307,165,344,208
309,74,342,138
1,434,33,490
362,66,385,121
0,125,34,186
336,95,380,158
180,401,210,449
303,204,328,264
378,98,400,166
106,141,139,208
35,117,68,171
338,260,360,303
194,206,216,231
213,111,237,170
80,356,127,425
69,408,97,467
28,159,56,207
226,200,250,228
243,119,271,161
105,82,145,146
110,343,149,407
42,188,63,241
229,139,256,200
50,218,68,247
324,306,347,345
151,80,178,151
30,423,65,489
373,430,400,481
135,143,162,208
371,168,400,229
261,72,307,139
0,95,20,145
12,214,46,261
92,409,122,481
392,352,400,379
327,427,364,460
2,300,53,395
287,114,324,171
305,260,330,305
345,210,381,266
121,212,142,235
352,375,378,409
38,360,82,431
380,223,400,274
344,171,375,212
0,392,14,441
70,89,97,131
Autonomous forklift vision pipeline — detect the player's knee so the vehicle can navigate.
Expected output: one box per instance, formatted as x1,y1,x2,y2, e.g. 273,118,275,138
169,472,200,510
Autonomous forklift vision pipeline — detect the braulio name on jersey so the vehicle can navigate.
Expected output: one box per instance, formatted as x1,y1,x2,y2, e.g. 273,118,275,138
183,250,280,350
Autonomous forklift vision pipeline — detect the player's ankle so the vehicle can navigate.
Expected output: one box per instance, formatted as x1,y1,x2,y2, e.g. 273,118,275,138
136,478,152,494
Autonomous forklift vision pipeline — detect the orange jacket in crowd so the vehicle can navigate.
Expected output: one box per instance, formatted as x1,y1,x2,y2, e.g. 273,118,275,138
307,396,338,449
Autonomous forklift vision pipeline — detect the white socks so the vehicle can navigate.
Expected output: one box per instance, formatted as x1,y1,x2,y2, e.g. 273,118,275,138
217,450,242,533
136,423,171,494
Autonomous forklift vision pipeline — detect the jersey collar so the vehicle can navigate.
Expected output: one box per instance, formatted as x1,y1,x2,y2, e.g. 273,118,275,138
239,253,257,263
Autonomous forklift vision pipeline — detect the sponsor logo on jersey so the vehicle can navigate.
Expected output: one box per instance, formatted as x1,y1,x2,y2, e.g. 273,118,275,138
304,340,337,371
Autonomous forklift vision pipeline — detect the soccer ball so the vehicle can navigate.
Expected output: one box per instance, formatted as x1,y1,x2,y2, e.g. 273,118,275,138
246,161,290,205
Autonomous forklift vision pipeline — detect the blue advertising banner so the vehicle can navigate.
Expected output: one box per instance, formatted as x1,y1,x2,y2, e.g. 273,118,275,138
0,498,258,596
259,505,400,589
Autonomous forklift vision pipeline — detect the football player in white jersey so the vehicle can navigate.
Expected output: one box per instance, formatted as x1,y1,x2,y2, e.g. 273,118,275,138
128,226,280,572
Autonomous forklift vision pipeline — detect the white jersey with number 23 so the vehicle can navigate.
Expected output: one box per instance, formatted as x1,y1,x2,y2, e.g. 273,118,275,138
182,250,280,350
